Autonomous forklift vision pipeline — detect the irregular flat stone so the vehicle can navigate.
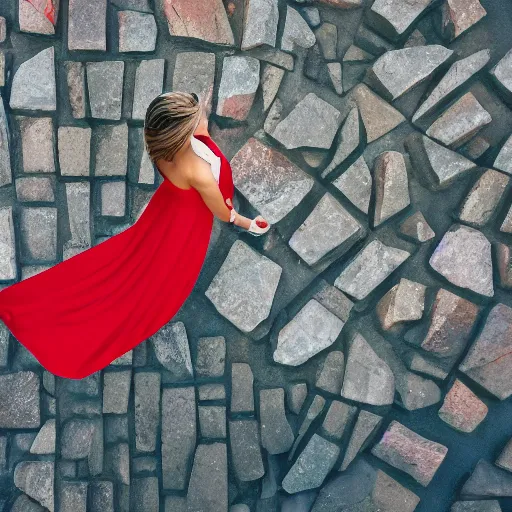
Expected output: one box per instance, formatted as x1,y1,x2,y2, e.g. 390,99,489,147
86,61,124,120
496,243,512,289
413,49,491,122
14,461,54,511
451,500,502,512
289,193,365,266
491,48,512,97
442,0,487,41
229,420,265,481
198,406,226,438
426,92,492,149
328,63,342,95
321,400,357,441
282,434,339,494
339,410,383,470
160,0,234,45
461,459,512,499
205,240,282,333
461,135,491,159
195,336,225,378
377,278,426,330
94,122,128,177
259,388,294,454
272,92,342,150
373,151,410,226
459,169,509,225
134,372,160,452
0,17,5,42
405,133,477,188
0,208,16,280
19,0,58,35
217,55,259,120
334,239,410,300
341,333,395,405
494,134,512,175
372,420,448,486
287,383,308,414
62,182,91,254
118,11,157,52
10,46,56,111
502,206,512,233
404,29,427,47
352,84,406,143
281,5,316,52
497,438,512,472
316,351,344,394
0,371,40,428
429,224,493,297
399,211,435,242
103,370,131,414
68,0,107,50
368,45,453,101
58,126,91,177
161,387,196,490
18,116,55,173
20,207,57,261
262,64,285,111
354,23,394,56
241,0,279,50
332,155,372,214
343,44,374,62
132,59,164,120
315,22,338,60
0,95,11,187
460,303,512,400
150,321,193,380
321,107,360,178
438,379,488,432
187,443,227,512
273,299,345,366
231,363,254,413
367,0,433,40
64,61,86,119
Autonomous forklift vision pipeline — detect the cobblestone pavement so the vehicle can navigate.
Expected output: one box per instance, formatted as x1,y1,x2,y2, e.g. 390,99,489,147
1,0,512,511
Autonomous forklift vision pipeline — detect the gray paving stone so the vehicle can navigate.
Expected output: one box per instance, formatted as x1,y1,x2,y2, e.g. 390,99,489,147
273,299,345,366
64,61,87,119
451,501,502,512
497,438,512,472
259,388,294,454
343,44,373,62
321,400,357,441
94,122,128,176
58,126,91,177
10,46,56,111
161,386,196,490
0,94,11,187
404,29,427,47
118,11,157,52
332,155,372,214
229,420,265,481
491,48,512,97
59,481,88,512
103,370,131,414
165,496,186,512
315,351,344,394
0,17,5,42
281,5,316,52
287,383,308,414
261,63,285,111
496,243,512,289
134,372,160,452
442,0,487,41
430,224,493,297
334,239,410,300
195,336,226,378
461,459,512,499
327,62,343,94
368,45,453,101
68,0,107,50
20,207,57,261
15,177,54,203
101,181,126,217
316,22,338,60
14,461,54,511
399,211,435,242
231,363,254,413
414,49,491,122
86,61,124,120
104,443,130,485
131,476,159,512
354,23,394,56
17,116,55,173
132,59,164,120
241,0,279,50
198,406,226,438
63,182,91,256
494,134,512,175
198,383,225,401
0,371,40,428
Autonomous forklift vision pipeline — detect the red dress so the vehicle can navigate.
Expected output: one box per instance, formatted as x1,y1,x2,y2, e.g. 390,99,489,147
0,134,234,379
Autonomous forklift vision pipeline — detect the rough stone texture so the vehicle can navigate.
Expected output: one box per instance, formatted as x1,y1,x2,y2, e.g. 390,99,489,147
332,155,372,214
160,0,234,45
352,84,405,143
231,363,254,413
377,278,426,330
288,193,364,266
281,5,316,52
399,211,435,242
451,501,502,512
502,205,512,233
272,92,342,150
494,134,512,175
10,46,56,111
368,45,453,101
118,11,157,52
491,48,512,97
442,0,487,41
94,123,128,177
414,49,491,122
195,336,225,378
460,303,512,400
64,61,86,119
497,438,512,472
282,434,339,494
274,299,345,366
341,333,394,405
0,17,6,42
102,370,131,414
0,208,17,281
19,0,59,35
161,387,196,490
315,350,344,394
373,151,411,226
132,59,164,120
86,61,124,120
217,55,259,121
13,461,54,511
229,420,265,482
20,207,57,261
18,116,55,173
101,181,126,217
459,169,509,225
496,243,512,289
321,400,357,441
58,126,91,177
426,93,492,149
241,0,279,50
372,420,448,486
461,459,512,499
0,371,40,428
198,406,226,438
438,379,488,433
259,388,294,454
230,137,315,224
287,383,308,414
262,64,285,111
68,0,107,50
429,224,493,297
134,372,160,452
334,239,410,300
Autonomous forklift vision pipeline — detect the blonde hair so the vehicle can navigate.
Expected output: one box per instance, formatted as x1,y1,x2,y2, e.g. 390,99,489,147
143,91,202,164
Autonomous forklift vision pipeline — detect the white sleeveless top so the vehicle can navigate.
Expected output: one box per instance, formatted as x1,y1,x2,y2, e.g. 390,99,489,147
190,135,221,184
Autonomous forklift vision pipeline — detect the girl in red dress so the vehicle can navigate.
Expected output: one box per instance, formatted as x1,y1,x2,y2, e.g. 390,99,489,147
0,91,270,379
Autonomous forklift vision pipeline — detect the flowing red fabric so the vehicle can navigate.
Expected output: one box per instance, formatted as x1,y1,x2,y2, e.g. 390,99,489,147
0,134,234,379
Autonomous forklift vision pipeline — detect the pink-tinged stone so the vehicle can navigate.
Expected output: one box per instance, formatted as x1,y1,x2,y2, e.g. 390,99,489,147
438,379,488,432
371,420,448,486
442,0,487,41
230,137,314,224
160,0,234,45
496,243,512,289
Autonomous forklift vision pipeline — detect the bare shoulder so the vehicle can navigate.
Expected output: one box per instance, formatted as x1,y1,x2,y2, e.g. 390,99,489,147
187,157,217,192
